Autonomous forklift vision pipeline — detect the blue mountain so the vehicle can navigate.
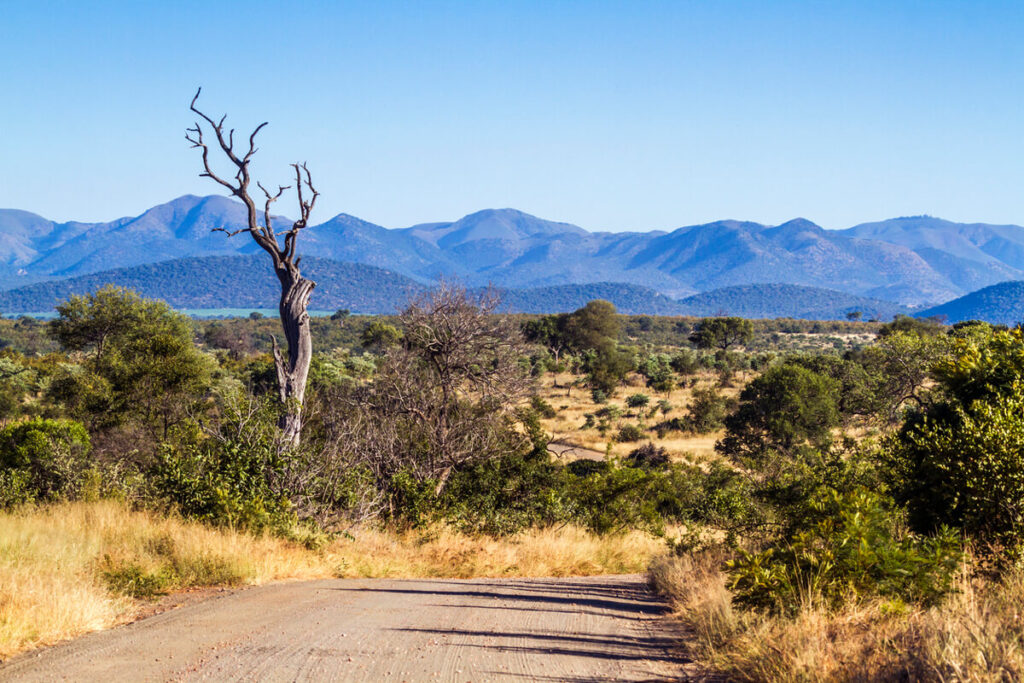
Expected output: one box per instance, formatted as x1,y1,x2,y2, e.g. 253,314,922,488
4,197,1024,308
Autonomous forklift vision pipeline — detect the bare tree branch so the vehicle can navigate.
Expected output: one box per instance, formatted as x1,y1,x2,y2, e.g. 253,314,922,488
186,88,319,447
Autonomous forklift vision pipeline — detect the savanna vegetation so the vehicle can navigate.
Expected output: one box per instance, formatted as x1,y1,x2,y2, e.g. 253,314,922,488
1,281,1020,679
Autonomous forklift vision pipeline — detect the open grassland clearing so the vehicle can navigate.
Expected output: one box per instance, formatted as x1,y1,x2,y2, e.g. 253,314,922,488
535,371,737,462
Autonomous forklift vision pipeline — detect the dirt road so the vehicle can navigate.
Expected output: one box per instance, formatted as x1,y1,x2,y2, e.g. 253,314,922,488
1,575,686,682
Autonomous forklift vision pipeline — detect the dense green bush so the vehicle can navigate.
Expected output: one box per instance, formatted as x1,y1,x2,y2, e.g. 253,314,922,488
727,488,962,612
683,386,737,434
884,329,1024,555
624,443,670,470
718,364,840,463
151,400,296,532
441,449,569,535
615,423,645,443
0,418,92,503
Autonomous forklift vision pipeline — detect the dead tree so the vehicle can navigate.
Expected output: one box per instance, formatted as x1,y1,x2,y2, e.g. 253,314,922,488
185,88,317,447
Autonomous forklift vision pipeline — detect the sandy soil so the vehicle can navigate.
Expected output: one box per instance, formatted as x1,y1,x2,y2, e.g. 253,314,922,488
0,575,687,682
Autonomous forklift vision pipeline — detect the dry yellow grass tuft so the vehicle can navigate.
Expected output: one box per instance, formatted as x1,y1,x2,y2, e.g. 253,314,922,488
0,501,662,660
649,551,1024,682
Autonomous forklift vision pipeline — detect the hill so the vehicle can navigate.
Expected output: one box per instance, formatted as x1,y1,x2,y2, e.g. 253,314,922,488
0,257,688,316
676,284,909,320
8,197,1024,306
0,256,923,320
0,257,425,315
916,281,1024,325
842,216,1024,294
498,283,687,315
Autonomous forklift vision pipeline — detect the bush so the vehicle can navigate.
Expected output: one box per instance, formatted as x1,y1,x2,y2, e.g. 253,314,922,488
684,386,737,434
151,400,295,532
884,381,1024,556
625,393,650,410
624,443,670,469
615,424,645,443
442,449,569,535
883,329,1024,557
718,364,840,463
567,461,751,535
727,488,962,612
566,465,670,534
530,396,557,419
0,418,91,503
670,350,700,376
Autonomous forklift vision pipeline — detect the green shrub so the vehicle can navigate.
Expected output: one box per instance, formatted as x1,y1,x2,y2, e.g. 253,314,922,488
530,396,557,419
718,364,840,463
883,329,1024,557
625,393,651,410
884,381,1024,555
0,418,91,503
615,423,645,443
566,459,610,477
441,450,569,535
727,488,962,612
684,386,737,434
0,468,33,508
151,400,295,532
101,560,175,598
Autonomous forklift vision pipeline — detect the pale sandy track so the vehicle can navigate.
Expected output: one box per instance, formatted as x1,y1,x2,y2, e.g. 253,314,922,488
1,575,687,682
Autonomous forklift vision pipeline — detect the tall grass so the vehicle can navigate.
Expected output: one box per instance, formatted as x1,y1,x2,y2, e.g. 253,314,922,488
649,551,1024,682
0,501,662,660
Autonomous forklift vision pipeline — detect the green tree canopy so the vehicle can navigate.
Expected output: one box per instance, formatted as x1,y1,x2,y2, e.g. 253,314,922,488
48,286,211,437
689,317,754,351
883,328,1024,555
718,363,840,462
563,300,620,352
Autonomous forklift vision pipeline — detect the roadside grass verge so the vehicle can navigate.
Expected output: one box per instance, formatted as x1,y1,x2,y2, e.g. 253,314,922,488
649,550,1024,682
0,500,662,660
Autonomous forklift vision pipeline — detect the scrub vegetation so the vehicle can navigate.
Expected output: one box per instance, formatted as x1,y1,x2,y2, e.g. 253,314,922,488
1,283,1020,679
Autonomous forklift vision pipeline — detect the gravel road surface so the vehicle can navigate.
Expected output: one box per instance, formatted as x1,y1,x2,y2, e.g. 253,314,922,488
1,574,686,682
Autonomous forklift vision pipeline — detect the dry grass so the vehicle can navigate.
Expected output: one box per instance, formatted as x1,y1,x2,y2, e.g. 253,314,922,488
0,501,663,660
332,524,662,579
649,551,1024,682
537,372,733,462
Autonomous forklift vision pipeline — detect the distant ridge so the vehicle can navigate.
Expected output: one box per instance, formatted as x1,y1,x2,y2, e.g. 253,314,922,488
916,281,1024,325
7,195,1024,307
497,283,687,315
0,256,425,315
0,256,922,320
677,284,909,321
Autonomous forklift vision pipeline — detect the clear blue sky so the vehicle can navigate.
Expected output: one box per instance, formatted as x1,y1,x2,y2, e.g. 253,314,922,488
2,0,1023,231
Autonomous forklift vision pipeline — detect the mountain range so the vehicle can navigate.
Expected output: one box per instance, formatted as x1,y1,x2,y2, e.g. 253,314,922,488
0,255,910,319
2,195,1023,318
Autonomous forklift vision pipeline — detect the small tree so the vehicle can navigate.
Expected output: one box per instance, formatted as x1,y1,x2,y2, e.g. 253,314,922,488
340,285,532,504
186,89,319,447
690,317,754,352
563,300,620,352
717,363,840,463
883,328,1024,555
48,286,210,439
360,320,402,351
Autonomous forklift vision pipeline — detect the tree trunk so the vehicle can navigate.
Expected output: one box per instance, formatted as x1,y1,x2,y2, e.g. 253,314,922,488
272,268,315,448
